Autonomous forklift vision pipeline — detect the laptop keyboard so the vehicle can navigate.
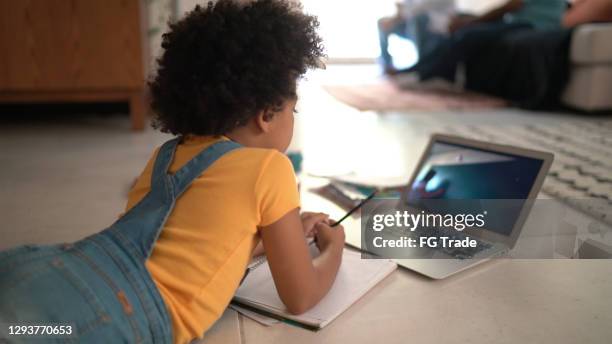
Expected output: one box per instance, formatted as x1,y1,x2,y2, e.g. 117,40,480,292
438,119,612,226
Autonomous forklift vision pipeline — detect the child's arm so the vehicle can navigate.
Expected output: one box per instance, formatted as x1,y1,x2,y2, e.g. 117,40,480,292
252,212,328,258
260,208,345,315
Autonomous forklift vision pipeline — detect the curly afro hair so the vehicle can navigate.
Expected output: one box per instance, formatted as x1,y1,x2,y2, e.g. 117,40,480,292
149,0,324,136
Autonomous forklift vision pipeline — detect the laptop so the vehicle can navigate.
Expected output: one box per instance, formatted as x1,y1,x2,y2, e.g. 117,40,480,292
343,133,553,279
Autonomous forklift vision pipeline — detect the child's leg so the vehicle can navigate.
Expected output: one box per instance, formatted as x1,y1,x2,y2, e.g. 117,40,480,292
0,243,170,343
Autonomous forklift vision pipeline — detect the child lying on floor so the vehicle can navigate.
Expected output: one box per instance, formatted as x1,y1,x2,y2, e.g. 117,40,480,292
0,1,345,343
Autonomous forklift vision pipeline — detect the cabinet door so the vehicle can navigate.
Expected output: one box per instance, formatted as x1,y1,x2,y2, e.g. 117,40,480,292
0,0,145,91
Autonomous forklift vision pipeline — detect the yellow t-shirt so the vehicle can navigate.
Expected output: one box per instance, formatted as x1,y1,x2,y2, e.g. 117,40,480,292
125,136,300,344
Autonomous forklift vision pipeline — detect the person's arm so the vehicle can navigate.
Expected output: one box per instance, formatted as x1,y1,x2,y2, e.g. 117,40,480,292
252,211,328,258
260,208,345,314
252,211,329,258
563,0,612,27
449,0,524,32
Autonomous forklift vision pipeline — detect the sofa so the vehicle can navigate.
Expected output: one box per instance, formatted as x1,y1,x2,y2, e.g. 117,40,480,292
562,23,612,112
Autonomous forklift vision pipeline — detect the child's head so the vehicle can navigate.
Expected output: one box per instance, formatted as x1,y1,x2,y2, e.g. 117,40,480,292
149,0,324,151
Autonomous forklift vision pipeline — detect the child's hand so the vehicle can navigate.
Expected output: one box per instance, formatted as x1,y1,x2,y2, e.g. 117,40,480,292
300,212,329,238
314,221,345,252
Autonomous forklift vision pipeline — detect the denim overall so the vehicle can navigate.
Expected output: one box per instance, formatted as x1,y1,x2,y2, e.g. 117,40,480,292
0,137,241,343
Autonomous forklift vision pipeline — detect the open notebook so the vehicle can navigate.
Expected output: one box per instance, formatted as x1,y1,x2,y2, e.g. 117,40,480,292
232,246,397,330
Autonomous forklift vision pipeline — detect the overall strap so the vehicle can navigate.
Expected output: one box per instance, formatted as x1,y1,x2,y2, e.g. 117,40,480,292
105,137,241,261
169,140,241,197
151,137,181,187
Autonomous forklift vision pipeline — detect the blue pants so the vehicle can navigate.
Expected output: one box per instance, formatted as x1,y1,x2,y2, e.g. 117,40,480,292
408,21,533,81
378,18,410,68
0,239,170,343
378,14,447,69
0,138,242,343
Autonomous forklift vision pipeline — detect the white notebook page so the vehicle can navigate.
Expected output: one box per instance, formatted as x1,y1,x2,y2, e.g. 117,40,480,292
234,247,397,327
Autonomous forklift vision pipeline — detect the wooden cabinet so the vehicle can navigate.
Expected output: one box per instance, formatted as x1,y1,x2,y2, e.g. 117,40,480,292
0,0,148,130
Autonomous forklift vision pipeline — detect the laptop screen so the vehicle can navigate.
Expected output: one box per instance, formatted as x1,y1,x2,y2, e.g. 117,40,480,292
404,140,544,236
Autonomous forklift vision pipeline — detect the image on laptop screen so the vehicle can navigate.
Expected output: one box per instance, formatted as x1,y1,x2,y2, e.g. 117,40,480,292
404,140,544,236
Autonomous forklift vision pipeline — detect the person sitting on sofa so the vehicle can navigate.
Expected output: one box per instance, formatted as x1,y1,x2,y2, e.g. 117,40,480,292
398,0,567,83
461,0,612,109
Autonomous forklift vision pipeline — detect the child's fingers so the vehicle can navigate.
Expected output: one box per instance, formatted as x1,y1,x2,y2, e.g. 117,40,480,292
306,227,318,238
310,212,329,224
325,218,338,225
301,213,329,236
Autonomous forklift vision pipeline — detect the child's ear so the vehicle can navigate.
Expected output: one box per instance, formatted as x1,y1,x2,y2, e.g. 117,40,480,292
255,108,275,133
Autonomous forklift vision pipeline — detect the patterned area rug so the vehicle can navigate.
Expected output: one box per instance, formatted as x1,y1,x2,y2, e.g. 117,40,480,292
323,79,507,112
439,119,612,227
